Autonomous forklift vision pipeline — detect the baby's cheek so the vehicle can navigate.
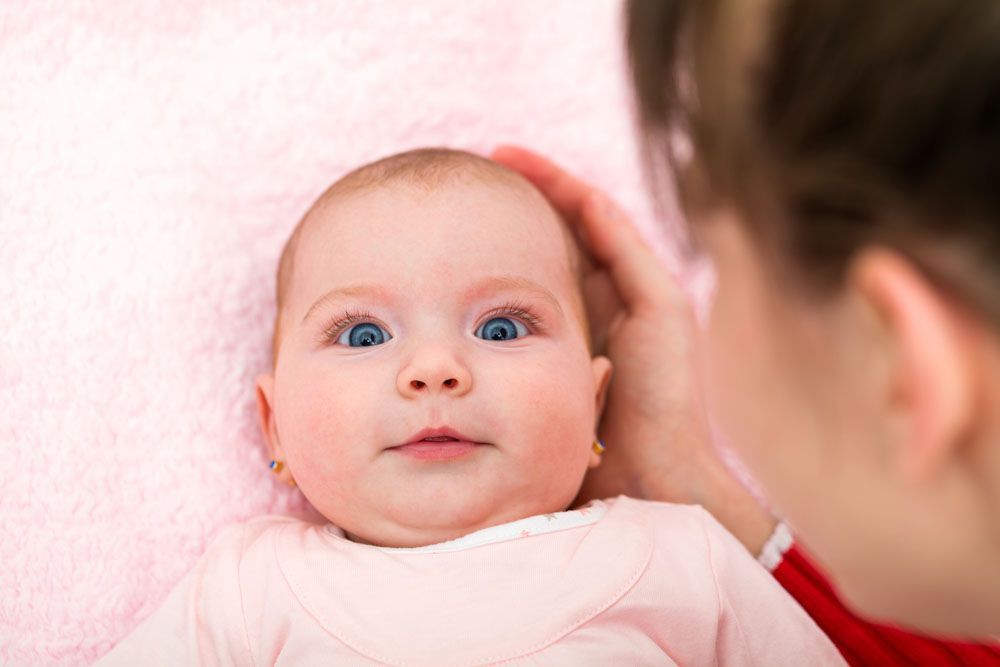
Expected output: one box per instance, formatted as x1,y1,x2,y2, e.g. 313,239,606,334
513,357,594,461
284,385,370,524
281,369,371,471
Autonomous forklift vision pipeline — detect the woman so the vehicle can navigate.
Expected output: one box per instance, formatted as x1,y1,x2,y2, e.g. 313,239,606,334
495,0,999,664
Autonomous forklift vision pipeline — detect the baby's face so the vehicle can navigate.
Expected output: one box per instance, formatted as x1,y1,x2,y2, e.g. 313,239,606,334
257,177,611,547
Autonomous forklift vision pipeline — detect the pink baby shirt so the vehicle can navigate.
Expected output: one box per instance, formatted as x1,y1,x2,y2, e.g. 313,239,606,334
97,496,844,666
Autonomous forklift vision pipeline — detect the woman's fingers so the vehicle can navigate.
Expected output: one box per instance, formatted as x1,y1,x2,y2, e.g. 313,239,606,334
491,145,594,225
579,189,687,316
494,143,689,315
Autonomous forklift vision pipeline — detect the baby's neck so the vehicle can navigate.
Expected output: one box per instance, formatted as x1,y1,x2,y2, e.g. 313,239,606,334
341,498,588,548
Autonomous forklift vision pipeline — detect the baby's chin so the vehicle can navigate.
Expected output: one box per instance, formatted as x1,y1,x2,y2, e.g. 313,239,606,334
336,490,579,548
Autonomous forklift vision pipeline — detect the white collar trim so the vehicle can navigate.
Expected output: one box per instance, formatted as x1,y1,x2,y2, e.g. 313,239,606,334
325,499,608,554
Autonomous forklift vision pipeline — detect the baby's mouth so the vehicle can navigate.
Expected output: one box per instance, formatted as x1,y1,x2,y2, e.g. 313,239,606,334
389,427,489,461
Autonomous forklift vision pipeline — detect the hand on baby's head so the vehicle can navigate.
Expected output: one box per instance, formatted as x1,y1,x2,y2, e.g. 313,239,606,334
254,149,612,548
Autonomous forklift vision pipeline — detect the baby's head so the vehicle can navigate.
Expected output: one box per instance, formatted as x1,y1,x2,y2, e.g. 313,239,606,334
255,148,612,547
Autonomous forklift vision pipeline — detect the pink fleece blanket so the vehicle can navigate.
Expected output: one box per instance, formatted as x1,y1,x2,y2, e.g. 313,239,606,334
0,2,705,663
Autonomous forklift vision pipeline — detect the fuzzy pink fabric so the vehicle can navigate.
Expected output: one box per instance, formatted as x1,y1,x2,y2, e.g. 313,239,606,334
0,2,708,664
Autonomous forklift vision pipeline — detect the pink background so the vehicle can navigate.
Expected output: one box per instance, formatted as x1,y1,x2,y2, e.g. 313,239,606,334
0,2,706,663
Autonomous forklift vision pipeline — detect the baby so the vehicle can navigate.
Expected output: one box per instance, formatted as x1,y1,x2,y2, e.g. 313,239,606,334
98,149,843,665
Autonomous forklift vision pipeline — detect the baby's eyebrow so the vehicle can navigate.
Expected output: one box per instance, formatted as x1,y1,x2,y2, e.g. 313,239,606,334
464,275,564,317
301,284,395,324
301,275,564,325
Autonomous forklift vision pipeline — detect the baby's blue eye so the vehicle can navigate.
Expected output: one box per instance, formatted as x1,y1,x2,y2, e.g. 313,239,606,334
476,317,528,341
337,322,391,347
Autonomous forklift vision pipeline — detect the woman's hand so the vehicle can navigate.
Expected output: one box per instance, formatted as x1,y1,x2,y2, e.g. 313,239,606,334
491,146,777,554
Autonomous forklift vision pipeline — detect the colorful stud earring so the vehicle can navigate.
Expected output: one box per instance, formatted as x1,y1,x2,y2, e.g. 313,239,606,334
592,439,606,455
269,460,284,474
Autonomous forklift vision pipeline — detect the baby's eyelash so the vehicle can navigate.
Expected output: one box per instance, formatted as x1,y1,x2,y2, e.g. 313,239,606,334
321,309,378,343
318,301,544,345
481,300,544,333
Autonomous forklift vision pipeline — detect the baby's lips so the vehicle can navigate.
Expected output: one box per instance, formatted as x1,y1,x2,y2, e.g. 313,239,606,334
395,425,484,448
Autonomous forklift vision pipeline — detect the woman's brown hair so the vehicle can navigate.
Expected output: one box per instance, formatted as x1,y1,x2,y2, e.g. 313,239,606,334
627,0,1000,319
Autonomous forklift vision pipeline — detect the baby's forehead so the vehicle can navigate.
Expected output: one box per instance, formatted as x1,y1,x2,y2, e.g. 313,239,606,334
308,178,554,240
299,175,581,302
288,148,577,268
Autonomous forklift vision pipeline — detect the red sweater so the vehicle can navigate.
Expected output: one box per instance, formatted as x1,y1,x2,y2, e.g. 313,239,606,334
774,544,1000,666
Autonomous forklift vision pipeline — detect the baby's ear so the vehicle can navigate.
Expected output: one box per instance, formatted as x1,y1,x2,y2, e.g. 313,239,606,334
590,355,613,423
254,373,283,459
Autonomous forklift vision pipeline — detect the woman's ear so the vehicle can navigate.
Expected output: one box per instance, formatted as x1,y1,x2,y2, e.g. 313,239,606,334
848,248,976,483
255,373,293,484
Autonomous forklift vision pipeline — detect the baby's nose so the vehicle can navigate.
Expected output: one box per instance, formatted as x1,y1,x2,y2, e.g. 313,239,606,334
397,351,472,398
409,377,459,391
